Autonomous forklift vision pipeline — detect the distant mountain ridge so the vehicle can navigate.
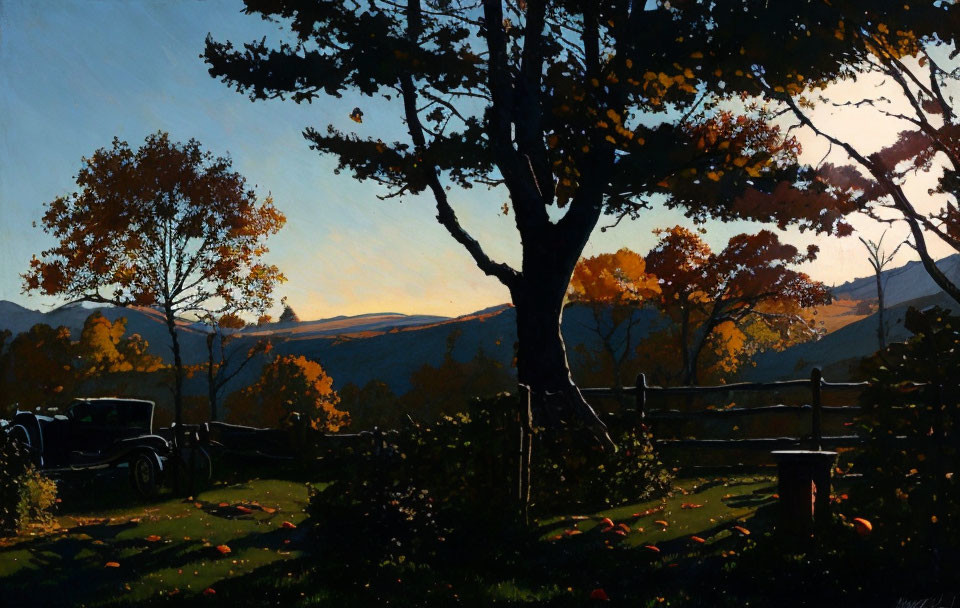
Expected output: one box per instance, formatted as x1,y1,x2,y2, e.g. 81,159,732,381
744,254,960,382
3,251,960,401
831,253,960,308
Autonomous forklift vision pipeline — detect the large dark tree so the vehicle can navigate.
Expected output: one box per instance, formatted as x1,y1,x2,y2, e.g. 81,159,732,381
204,1,861,445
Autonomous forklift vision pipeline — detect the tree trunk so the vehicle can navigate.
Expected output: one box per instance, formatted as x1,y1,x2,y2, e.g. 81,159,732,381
875,271,886,351
206,333,218,421
511,266,612,448
164,304,185,494
164,306,184,435
679,307,696,385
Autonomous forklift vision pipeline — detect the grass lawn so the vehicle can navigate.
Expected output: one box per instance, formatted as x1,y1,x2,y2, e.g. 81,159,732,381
0,469,781,607
0,469,316,607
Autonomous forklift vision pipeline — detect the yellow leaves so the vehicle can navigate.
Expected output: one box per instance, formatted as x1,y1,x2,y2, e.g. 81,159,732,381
605,109,622,124
349,107,363,123
733,156,749,168
690,51,704,59
604,135,617,145
569,249,660,306
706,171,722,182
657,72,673,87
877,23,889,34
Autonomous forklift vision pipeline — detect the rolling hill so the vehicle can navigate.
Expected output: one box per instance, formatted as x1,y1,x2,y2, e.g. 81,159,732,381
4,251,960,404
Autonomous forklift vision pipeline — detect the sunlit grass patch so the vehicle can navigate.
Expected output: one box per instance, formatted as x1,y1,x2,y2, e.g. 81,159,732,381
0,478,314,606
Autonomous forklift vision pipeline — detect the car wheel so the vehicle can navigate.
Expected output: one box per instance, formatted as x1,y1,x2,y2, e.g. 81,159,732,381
129,451,161,498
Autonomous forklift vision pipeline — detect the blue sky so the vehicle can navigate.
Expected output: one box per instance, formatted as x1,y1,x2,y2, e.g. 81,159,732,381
0,0,929,321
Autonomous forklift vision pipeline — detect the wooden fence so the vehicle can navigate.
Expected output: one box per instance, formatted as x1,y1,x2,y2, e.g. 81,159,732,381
581,368,868,455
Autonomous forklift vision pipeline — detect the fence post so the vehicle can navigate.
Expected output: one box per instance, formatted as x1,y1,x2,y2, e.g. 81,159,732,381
635,373,647,425
811,368,823,451
517,384,533,525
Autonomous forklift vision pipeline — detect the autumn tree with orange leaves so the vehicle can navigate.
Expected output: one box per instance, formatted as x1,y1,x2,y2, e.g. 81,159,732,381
644,226,831,385
23,132,286,439
225,355,349,431
567,249,660,393
204,0,866,449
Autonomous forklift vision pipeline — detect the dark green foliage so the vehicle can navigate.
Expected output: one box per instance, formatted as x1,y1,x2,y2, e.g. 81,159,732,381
844,306,960,585
0,431,57,536
309,393,670,576
534,424,671,511
0,432,30,535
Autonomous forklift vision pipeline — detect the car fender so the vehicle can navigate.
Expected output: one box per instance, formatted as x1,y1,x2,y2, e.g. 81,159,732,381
110,435,171,466
9,413,44,466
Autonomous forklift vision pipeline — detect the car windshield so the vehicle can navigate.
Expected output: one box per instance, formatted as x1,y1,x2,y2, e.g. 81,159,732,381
69,400,152,431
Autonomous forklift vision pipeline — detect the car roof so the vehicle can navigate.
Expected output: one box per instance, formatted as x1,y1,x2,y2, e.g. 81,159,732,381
71,398,156,406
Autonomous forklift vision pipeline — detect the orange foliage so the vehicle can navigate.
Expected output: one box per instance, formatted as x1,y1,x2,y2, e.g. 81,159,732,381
568,250,660,391
23,133,286,316
225,355,348,431
569,249,660,305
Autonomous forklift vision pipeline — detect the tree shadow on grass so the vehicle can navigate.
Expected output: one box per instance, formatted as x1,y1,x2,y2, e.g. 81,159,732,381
0,520,304,608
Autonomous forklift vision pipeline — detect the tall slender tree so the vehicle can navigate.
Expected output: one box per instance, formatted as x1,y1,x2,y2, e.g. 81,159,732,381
859,232,904,351
24,132,286,441
204,1,858,445
201,312,273,421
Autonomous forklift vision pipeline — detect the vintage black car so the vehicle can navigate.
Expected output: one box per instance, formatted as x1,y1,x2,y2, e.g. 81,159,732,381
6,398,174,496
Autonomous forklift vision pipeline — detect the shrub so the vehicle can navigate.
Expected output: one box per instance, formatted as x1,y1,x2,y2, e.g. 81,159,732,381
309,393,670,575
0,431,30,535
0,431,57,535
847,306,960,590
17,467,58,528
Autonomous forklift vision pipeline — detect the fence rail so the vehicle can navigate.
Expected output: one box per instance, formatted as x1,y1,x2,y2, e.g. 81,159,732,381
583,368,870,452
